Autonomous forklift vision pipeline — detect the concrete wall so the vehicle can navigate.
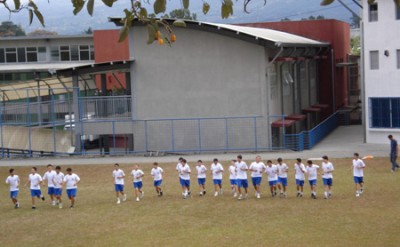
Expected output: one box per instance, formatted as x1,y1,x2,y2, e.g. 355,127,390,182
363,0,400,143
129,26,267,119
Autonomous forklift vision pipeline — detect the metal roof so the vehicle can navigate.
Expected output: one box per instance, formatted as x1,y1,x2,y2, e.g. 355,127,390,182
109,18,329,48
0,34,93,41
0,62,94,73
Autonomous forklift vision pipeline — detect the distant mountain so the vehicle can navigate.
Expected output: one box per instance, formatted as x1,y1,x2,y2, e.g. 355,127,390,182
0,0,360,35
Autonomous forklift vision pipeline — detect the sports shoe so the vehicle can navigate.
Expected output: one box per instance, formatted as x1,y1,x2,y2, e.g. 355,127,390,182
214,191,218,197
312,194,317,199
14,203,19,209
59,203,63,209
360,188,364,194
199,192,203,196
219,189,223,195
159,191,163,196
140,191,144,199
233,193,237,198
245,194,249,199
237,194,243,200
273,191,277,196
296,192,300,197
117,199,121,204
356,193,360,197
41,196,45,201
136,197,140,202
188,191,191,196
299,193,303,197
203,190,206,195
32,205,36,209
328,192,332,198
52,201,56,206
70,205,74,209
123,194,127,202
256,194,261,199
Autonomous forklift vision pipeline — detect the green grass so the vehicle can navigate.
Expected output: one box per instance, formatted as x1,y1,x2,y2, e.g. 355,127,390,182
0,157,399,247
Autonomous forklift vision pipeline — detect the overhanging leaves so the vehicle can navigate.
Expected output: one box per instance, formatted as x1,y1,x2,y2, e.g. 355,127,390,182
320,0,335,6
203,2,210,15
173,19,186,27
153,0,166,14
146,24,156,44
102,0,116,7
183,0,189,9
87,0,95,16
221,0,233,19
72,0,85,15
13,0,21,9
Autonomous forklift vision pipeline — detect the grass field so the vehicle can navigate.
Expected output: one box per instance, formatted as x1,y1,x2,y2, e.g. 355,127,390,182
0,157,399,247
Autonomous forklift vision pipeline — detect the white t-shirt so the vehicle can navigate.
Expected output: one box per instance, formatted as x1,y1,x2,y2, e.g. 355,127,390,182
211,163,224,180
5,175,20,191
235,161,248,180
353,159,365,177
29,173,43,190
131,169,144,183
151,167,164,181
196,165,207,179
180,164,191,180
229,165,237,180
265,165,278,181
176,163,183,179
322,162,334,179
43,170,56,187
53,172,65,189
249,162,266,178
294,163,306,180
63,173,80,189
113,169,125,185
277,163,289,178
306,164,320,181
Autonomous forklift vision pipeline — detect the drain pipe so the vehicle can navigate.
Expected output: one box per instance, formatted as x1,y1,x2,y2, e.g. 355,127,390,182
271,46,284,64
331,48,336,112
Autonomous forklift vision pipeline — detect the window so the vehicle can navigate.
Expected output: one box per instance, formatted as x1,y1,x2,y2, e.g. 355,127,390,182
396,5,400,20
0,48,4,63
370,98,400,128
397,50,400,69
79,45,90,60
17,47,26,62
51,46,60,61
370,50,379,70
71,45,79,61
369,3,378,22
90,45,95,60
27,47,38,62
60,46,70,61
5,48,17,63
38,47,46,61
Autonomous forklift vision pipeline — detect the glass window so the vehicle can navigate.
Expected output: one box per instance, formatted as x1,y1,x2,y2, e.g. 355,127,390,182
38,47,46,62
396,5,400,20
70,45,79,61
17,47,26,62
90,45,95,60
60,46,70,61
79,45,90,60
5,48,17,63
50,46,60,61
397,50,400,69
369,3,378,22
370,50,379,70
370,98,400,128
27,47,38,62
0,48,4,63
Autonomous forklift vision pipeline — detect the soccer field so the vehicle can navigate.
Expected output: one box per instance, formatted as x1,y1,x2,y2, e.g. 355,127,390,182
1,157,399,247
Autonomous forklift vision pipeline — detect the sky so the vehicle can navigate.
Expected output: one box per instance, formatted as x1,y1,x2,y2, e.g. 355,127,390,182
0,0,361,34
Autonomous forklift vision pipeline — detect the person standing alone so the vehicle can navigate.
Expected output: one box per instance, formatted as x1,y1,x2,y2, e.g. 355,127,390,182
388,135,400,172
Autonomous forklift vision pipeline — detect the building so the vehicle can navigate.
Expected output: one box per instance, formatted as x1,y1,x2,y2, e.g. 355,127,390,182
362,1,400,144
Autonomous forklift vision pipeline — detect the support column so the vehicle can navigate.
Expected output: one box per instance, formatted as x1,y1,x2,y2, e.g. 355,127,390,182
72,73,82,153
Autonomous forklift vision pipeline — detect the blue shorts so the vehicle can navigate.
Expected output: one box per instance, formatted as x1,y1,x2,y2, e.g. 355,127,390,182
30,189,42,197
115,184,124,192
134,182,143,189
278,177,288,187
354,176,364,184
48,187,55,195
252,177,262,186
269,180,278,186
296,179,305,186
323,178,333,186
181,179,190,187
10,191,18,199
67,189,77,198
237,179,248,188
54,188,62,196
309,179,317,186
154,180,162,187
213,179,222,185
230,179,237,186
198,178,206,185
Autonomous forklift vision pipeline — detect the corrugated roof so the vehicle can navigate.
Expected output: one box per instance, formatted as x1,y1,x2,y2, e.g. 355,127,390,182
0,62,94,73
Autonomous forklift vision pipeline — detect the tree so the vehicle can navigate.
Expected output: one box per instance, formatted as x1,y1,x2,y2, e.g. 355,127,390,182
0,21,25,37
0,0,399,43
351,36,361,56
84,27,93,34
27,29,58,36
168,9,197,20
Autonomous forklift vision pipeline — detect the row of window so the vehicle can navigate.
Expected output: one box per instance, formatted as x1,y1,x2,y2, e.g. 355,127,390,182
369,3,400,22
370,98,400,128
0,45,95,63
369,50,400,70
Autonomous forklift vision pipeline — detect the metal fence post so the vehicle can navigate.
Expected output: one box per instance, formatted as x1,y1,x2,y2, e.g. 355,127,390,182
0,100,3,158
225,118,229,150
254,117,258,151
282,115,286,149
112,121,116,155
197,119,202,152
27,89,32,157
51,89,56,156
171,120,175,152
144,120,148,152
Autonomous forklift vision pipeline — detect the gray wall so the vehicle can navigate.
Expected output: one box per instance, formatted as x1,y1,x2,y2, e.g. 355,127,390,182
129,27,267,119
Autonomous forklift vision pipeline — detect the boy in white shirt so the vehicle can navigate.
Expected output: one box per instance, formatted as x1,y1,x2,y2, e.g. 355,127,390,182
321,155,334,199
176,157,189,196
53,166,64,209
294,158,306,198
306,160,320,199
249,155,266,199
113,163,126,204
131,165,144,202
180,159,191,199
151,162,164,197
196,160,207,196
211,158,224,197
265,160,279,197
43,164,57,206
63,168,80,208
229,160,238,197
353,153,366,197
276,158,289,197
235,155,249,200
5,169,20,209
25,167,45,209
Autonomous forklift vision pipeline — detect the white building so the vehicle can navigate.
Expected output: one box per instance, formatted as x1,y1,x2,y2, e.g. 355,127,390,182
363,0,400,143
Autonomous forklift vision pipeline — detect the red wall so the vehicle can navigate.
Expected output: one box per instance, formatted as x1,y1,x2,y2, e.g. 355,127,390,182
241,20,351,112
93,30,130,91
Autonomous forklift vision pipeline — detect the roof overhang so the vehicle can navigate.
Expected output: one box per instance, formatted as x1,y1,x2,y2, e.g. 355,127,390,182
56,60,134,77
